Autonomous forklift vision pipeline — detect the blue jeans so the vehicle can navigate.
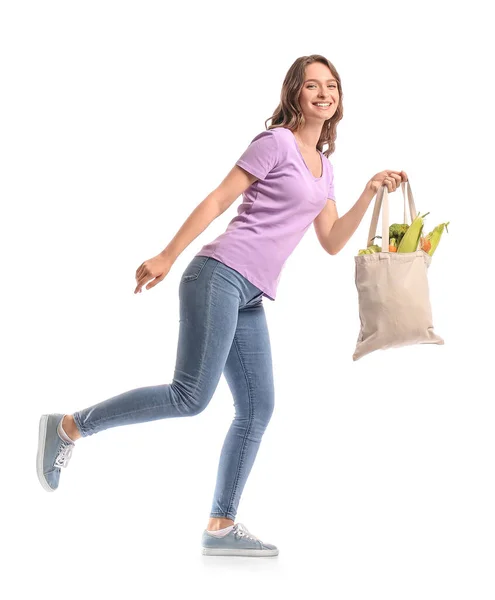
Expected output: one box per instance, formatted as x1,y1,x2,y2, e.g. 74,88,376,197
73,256,275,521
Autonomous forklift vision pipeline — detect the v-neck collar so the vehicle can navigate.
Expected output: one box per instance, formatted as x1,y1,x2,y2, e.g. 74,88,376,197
284,128,324,181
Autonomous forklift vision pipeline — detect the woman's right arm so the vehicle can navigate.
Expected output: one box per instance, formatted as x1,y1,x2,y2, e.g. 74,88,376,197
134,165,258,293
160,165,258,264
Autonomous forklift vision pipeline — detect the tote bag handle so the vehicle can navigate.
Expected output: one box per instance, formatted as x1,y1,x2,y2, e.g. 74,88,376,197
366,180,419,252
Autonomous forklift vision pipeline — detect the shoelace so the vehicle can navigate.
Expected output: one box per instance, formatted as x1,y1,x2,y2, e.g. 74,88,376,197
233,523,261,543
54,440,74,469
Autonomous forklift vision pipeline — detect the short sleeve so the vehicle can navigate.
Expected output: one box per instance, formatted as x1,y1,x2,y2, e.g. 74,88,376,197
235,130,279,181
327,159,336,202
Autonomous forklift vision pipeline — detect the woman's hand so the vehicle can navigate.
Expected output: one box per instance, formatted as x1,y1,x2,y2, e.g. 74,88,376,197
134,253,173,294
365,170,408,195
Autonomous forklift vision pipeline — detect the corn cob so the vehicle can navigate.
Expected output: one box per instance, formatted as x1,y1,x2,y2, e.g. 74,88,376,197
397,212,430,253
424,222,450,256
358,244,382,255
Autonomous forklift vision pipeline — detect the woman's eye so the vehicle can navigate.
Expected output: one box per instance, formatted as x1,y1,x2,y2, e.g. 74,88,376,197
307,85,336,89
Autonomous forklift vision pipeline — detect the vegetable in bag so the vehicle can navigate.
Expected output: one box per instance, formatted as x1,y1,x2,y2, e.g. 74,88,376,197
357,215,449,258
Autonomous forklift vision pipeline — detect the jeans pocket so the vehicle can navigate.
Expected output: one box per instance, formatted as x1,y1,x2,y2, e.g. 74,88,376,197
181,256,210,283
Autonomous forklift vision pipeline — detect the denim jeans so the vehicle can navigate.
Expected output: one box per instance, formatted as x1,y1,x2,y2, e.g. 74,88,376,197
73,256,275,521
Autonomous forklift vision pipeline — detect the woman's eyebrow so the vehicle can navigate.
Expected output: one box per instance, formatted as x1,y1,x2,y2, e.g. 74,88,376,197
305,78,337,83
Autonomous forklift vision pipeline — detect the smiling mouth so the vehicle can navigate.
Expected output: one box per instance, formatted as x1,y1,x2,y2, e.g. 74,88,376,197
313,103,332,109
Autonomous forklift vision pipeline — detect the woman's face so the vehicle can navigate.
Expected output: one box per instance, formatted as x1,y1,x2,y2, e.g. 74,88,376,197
298,62,339,123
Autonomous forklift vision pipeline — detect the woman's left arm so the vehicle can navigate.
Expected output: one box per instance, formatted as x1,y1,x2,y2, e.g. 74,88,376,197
323,170,407,255
324,186,374,255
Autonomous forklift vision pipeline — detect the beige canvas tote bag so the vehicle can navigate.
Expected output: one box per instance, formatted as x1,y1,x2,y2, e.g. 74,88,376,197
352,179,444,361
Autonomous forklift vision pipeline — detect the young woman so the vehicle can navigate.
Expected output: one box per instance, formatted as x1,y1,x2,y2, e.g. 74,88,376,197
37,54,407,557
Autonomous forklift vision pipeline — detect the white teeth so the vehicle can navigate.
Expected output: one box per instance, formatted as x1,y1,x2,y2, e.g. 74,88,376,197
314,103,330,107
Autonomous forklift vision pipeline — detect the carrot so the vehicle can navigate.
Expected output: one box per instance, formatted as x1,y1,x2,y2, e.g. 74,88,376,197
420,236,431,253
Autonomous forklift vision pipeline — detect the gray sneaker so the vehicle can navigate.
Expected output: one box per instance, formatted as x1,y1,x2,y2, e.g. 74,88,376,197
202,522,279,557
37,414,75,492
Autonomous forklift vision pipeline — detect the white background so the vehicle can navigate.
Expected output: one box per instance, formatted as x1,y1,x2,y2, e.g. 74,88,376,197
2,1,494,598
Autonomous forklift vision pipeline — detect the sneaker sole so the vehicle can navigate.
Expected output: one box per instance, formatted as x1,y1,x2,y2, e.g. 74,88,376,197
36,415,55,492
202,547,279,557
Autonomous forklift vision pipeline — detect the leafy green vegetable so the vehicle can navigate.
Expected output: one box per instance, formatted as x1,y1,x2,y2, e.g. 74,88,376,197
389,223,409,245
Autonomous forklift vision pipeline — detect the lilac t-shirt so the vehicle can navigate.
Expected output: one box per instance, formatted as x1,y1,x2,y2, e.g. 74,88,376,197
195,126,336,301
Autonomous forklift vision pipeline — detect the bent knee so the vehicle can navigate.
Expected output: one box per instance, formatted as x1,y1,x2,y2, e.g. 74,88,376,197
185,393,212,416
172,383,212,416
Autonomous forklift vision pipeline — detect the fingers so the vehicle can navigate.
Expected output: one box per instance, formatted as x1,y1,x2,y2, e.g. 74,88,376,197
135,260,153,293
387,170,408,182
135,260,156,290
136,272,149,286
147,274,164,290
134,274,149,293
383,175,398,192
384,170,408,192
135,277,149,293
135,275,162,293
134,271,165,294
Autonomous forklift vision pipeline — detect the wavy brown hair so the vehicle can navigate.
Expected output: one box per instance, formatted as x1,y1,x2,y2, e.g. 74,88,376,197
264,54,343,158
